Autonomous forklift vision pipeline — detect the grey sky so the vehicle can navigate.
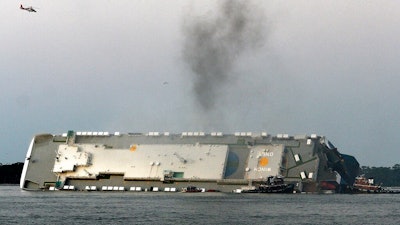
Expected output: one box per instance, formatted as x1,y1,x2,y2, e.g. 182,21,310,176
1,0,399,166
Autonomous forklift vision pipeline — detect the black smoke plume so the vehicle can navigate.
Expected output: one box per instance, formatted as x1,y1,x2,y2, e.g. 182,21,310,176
182,0,265,111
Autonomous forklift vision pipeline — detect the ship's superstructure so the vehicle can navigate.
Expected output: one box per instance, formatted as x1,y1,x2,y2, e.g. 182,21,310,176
20,131,359,193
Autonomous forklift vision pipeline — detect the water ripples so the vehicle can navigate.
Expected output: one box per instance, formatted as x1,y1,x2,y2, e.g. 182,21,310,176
1,186,400,225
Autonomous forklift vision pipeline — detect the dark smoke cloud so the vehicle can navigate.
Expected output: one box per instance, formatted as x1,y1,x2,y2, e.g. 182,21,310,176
182,0,265,111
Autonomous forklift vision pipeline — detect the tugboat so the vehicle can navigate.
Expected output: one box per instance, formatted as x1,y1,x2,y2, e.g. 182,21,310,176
352,175,382,193
182,186,203,193
240,176,294,193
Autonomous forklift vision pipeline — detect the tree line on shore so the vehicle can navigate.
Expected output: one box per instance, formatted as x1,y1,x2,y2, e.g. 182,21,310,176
0,162,23,184
1,162,400,186
360,164,400,187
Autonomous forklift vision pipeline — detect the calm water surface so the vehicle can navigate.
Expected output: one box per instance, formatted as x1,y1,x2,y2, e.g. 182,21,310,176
1,186,399,225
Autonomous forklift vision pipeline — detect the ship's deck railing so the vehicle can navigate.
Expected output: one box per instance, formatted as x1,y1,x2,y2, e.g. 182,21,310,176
62,130,321,141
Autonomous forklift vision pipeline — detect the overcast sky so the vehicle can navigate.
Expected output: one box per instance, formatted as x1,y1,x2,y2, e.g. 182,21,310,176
1,1,399,166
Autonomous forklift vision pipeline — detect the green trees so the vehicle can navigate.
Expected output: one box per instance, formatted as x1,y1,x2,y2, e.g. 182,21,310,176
360,164,400,187
0,162,23,184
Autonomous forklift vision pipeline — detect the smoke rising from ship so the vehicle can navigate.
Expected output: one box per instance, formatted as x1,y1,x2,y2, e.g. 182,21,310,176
182,0,265,112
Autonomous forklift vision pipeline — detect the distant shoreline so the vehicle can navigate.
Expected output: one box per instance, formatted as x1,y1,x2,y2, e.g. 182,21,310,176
0,162,23,184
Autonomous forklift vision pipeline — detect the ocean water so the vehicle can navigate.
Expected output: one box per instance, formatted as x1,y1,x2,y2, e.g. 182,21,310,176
1,186,399,225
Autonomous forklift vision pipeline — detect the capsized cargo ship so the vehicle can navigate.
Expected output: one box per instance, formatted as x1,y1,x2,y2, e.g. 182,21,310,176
20,131,360,193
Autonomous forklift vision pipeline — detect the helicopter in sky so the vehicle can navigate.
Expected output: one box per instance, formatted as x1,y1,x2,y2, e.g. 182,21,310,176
20,4,37,12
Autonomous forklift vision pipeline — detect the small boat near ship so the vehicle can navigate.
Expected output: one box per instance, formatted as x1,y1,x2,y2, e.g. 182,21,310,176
237,176,295,194
182,186,204,193
352,175,381,193
352,175,400,194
